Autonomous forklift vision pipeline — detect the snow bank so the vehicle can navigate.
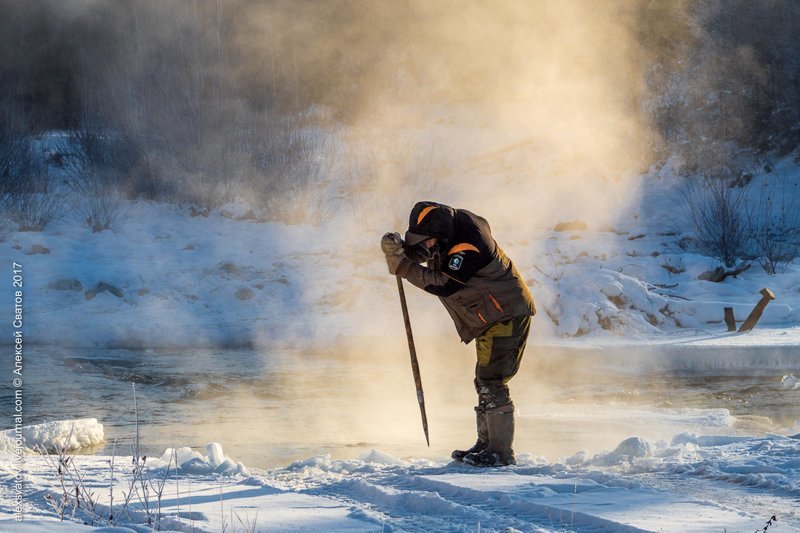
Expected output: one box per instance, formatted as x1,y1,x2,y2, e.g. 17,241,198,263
0,418,103,453
2,168,800,349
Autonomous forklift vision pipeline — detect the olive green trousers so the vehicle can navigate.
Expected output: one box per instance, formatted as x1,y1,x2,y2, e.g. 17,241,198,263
473,315,531,412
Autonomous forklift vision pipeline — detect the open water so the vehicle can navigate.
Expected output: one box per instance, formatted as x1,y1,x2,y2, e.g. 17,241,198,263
8,343,800,468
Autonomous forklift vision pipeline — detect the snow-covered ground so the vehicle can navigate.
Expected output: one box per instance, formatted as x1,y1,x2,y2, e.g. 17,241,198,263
2,147,799,348
2,127,800,530
2,430,798,532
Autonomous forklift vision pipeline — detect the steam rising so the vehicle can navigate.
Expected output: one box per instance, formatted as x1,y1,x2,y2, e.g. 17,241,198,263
8,1,792,463
235,0,656,232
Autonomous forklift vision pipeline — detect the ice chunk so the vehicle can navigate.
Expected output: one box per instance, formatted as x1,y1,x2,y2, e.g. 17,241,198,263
206,442,225,467
591,436,651,465
781,374,800,390
0,418,104,453
215,458,237,474
671,432,699,446
236,462,251,477
360,449,409,466
175,446,205,466
180,457,215,475
159,443,248,477
608,436,651,462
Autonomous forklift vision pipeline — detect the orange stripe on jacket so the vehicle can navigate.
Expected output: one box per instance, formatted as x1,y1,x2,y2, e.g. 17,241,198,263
448,243,480,255
489,292,504,312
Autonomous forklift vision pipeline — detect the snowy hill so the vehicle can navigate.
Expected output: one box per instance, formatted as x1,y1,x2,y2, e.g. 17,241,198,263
1,158,799,349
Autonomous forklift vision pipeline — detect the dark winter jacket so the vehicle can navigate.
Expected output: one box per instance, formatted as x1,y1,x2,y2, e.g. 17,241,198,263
398,202,536,343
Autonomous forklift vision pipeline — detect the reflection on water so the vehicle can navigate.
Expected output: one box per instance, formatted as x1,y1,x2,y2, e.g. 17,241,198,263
6,344,800,468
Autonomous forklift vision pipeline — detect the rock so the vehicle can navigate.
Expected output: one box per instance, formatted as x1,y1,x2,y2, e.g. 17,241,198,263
47,278,83,291
554,221,587,232
85,282,124,300
219,261,241,275
137,288,150,296
238,209,257,221
28,244,50,255
662,263,685,275
698,263,750,282
189,206,209,217
235,287,254,300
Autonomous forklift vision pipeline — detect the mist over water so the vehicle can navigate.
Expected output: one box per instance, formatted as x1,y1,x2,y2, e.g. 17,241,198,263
17,344,800,468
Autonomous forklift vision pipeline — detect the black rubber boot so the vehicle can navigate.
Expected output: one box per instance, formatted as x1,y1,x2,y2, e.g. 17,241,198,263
463,406,515,467
451,408,488,462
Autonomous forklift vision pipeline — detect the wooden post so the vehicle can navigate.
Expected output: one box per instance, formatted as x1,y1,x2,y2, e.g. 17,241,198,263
738,288,775,333
723,307,736,332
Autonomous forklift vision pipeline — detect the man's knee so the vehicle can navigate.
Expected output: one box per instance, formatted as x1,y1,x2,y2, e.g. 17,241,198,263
475,379,511,411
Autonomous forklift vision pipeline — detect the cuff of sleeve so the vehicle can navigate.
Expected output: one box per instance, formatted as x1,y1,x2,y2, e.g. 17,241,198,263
395,257,412,278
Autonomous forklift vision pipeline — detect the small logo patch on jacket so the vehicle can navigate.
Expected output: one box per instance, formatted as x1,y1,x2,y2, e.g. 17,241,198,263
449,254,463,270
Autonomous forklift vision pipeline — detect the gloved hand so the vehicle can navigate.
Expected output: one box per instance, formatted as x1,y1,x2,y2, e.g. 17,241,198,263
381,232,409,276
381,232,404,254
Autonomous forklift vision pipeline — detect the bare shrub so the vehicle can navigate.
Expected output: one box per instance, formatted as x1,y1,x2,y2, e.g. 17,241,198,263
137,98,253,208
0,126,63,231
0,215,14,241
69,181,127,233
5,180,64,231
679,167,751,267
0,129,37,194
36,425,104,525
66,130,132,232
750,178,800,274
34,384,182,530
247,114,338,224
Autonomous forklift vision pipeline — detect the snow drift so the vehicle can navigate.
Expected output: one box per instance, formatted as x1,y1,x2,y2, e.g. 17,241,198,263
0,418,103,454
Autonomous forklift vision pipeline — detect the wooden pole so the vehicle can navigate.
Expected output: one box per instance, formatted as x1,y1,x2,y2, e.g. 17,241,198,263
396,276,430,446
738,288,775,333
723,307,736,332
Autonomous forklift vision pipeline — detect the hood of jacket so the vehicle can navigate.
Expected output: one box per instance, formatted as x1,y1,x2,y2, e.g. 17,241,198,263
404,201,456,247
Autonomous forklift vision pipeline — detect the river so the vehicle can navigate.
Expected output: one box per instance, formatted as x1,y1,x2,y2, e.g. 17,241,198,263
8,343,800,468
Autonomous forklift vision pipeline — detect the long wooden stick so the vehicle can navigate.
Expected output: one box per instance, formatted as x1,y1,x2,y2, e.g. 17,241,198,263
396,276,430,446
